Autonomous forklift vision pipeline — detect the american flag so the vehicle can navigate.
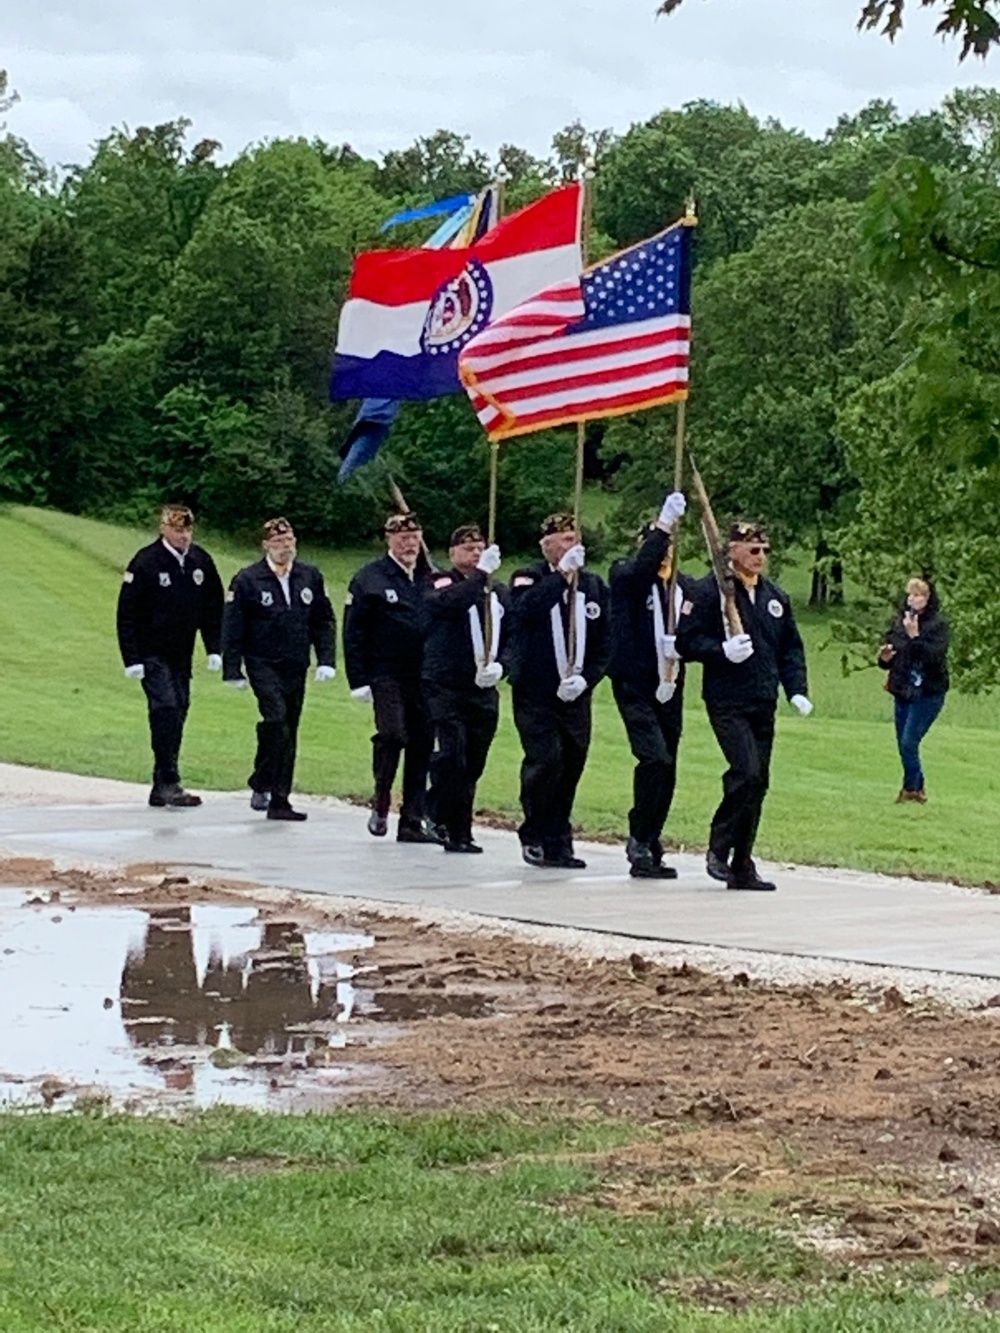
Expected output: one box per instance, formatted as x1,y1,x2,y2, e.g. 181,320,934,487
459,222,692,441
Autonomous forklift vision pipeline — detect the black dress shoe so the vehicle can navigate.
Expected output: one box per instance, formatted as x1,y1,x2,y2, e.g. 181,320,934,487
397,821,438,844
149,784,201,808
551,853,587,870
725,860,776,892
250,790,270,812
630,862,678,879
267,804,307,822
444,839,483,854
522,844,546,867
367,810,388,837
706,850,730,882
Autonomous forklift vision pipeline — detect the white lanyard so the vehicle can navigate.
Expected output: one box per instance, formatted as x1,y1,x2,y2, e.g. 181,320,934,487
551,591,586,679
652,582,684,680
468,593,502,668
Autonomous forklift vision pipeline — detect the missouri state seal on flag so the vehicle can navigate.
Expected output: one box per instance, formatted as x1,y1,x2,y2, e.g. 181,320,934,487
331,184,583,402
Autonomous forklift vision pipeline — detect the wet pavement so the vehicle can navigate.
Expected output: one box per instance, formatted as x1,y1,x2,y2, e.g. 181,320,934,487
1,776,1000,977
0,888,380,1110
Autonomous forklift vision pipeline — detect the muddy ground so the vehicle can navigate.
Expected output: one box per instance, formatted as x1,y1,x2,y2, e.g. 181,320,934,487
5,855,1000,1271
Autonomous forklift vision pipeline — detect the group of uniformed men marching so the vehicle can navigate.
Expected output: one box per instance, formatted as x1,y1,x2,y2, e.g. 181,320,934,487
117,492,811,891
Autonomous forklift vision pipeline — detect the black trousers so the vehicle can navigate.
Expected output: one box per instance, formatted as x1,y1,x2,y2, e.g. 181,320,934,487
140,656,192,788
424,681,499,842
371,677,433,824
512,689,591,856
612,678,683,848
245,658,307,806
706,701,776,869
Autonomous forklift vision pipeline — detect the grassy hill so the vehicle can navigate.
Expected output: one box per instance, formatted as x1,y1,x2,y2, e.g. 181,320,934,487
0,504,997,885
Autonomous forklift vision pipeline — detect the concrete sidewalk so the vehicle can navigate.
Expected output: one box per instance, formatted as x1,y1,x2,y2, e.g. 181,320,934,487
1,764,997,978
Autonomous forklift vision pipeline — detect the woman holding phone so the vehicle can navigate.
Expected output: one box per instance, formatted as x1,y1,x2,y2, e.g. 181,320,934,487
878,576,950,804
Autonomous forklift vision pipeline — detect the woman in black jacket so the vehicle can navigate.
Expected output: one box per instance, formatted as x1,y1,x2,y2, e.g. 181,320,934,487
878,577,949,803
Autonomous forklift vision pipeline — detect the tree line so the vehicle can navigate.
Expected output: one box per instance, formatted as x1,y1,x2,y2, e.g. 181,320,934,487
2,72,999,687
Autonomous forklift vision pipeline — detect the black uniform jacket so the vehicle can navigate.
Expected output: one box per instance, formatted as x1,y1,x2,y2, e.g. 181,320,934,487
222,559,335,677
676,572,807,709
879,608,950,700
608,528,696,697
343,555,430,689
506,560,610,699
422,567,510,690
117,540,224,669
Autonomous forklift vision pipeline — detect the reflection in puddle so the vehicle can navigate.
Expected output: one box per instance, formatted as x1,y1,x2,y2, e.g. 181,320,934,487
0,889,374,1111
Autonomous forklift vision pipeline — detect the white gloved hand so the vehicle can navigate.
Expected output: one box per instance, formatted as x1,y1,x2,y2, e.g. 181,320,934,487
350,685,373,703
790,694,814,716
657,634,680,661
206,654,222,672
124,664,145,681
655,679,677,704
722,633,754,664
314,665,336,682
225,677,249,691
476,544,502,574
557,543,586,574
475,662,504,689
556,673,588,702
659,491,686,527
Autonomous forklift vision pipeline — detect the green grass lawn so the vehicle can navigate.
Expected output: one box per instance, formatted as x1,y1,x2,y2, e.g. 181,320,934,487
1,504,997,884
1,1108,998,1332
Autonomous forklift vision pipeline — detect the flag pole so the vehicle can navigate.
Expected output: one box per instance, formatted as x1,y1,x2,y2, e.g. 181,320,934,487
484,163,510,663
663,197,698,687
568,156,595,671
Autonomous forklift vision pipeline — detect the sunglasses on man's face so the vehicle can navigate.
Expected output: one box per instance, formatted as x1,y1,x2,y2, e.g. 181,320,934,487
747,545,770,556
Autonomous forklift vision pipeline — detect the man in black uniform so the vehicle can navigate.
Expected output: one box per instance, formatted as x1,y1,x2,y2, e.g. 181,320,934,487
222,517,335,822
423,523,508,854
676,519,812,891
609,489,691,879
508,514,610,870
117,503,224,808
344,512,436,842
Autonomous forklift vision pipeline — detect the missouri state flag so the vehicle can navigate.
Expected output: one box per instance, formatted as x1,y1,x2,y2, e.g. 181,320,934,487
331,184,583,402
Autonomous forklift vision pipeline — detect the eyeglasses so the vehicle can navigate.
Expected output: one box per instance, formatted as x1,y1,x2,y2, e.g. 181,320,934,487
748,545,769,556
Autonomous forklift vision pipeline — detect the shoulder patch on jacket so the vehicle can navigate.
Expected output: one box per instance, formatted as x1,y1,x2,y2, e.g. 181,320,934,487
225,589,235,603
344,591,353,606
681,599,693,616
122,571,134,584
434,576,452,590
513,576,534,587
767,598,783,618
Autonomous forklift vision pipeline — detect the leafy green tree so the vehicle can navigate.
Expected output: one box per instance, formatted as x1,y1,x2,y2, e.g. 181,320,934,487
375,130,490,201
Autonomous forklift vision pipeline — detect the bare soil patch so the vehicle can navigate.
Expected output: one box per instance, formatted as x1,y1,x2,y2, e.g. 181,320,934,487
5,855,1000,1268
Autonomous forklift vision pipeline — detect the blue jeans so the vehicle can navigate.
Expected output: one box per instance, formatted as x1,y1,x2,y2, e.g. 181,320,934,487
894,694,945,792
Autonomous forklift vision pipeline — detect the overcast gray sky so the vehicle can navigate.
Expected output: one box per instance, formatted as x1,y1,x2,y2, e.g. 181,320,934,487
2,0,994,168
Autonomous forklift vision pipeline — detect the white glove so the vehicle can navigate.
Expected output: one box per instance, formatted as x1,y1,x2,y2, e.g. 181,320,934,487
314,665,336,682
124,664,145,681
475,662,504,689
655,679,677,704
556,673,588,702
722,634,754,664
558,543,586,573
225,677,249,691
351,685,373,703
657,634,680,661
476,544,502,574
659,491,686,527
206,654,222,672
790,694,813,716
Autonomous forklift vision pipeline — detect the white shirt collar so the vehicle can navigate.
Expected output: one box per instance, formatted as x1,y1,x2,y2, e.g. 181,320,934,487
161,538,186,565
388,552,415,581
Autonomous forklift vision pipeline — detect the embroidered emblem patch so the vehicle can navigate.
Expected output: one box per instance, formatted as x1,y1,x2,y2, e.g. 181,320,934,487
768,599,783,618
385,589,398,603
261,591,274,607
585,601,601,620
300,587,313,605
122,571,134,584
225,590,235,603
434,577,451,590
344,592,353,606
513,576,534,587
681,599,694,616
645,592,655,611
158,572,171,588
192,568,204,586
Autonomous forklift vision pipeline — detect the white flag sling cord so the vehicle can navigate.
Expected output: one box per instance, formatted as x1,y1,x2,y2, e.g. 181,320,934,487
652,581,684,681
550,591,586,680
468,592,502,668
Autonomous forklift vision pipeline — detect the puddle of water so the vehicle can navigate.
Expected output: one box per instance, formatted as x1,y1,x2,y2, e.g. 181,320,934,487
0,888,375,1112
